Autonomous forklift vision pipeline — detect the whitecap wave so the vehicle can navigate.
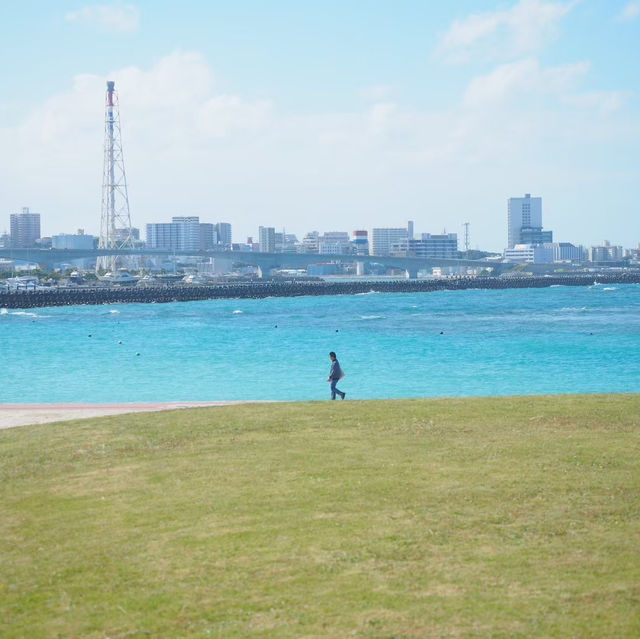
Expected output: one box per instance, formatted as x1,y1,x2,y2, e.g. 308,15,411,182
12,311,39,317
232,310,244,314
0,308,8,315
559,306,588,312
603,287,617,291
355,290,379,296
360,315,385,320
108,309,120,314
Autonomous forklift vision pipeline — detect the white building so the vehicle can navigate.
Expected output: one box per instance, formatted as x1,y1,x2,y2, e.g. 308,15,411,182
51,232,95,250
407,233,458,259
588,241,623,262
146,216,217,252
171,217,201,252
555,242,584,262
10,207,41,248
503,243,554,264
259,226,276,253
318,231,351,255
216,223,232,249
147,223,180,250
507,194,542,249
370,227,408,256
301,231,320,253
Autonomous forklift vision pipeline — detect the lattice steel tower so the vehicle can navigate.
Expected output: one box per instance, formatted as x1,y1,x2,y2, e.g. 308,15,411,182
97,80,134,272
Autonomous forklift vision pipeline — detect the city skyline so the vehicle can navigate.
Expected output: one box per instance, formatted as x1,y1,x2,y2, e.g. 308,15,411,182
1,1,639,251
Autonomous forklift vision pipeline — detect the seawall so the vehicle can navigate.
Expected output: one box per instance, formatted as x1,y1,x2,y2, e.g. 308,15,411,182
1,274,639,309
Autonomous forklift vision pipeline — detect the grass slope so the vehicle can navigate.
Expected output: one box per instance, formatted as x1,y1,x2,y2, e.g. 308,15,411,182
1,395,639,638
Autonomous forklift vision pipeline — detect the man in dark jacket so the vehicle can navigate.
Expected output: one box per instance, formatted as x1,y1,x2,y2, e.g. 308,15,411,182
327,351,346,400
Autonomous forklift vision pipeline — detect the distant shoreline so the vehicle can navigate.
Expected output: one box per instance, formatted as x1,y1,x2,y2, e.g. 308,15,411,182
1,273,639,309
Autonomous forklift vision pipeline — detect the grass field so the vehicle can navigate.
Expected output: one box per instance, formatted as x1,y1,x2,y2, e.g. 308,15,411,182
1,395,639,638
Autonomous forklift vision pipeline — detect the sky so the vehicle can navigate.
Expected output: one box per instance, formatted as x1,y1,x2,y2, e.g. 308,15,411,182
0,0,639,252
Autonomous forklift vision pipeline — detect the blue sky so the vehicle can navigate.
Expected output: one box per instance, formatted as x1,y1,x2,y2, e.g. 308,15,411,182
1,0,639,250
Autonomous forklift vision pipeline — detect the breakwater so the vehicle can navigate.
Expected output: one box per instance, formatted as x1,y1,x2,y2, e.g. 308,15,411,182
1,273,639,309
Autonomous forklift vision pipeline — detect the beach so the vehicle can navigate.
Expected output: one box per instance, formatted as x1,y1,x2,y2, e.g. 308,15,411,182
0,402,238,430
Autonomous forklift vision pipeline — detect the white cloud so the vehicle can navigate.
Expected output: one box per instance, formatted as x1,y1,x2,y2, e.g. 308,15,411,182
437,0,577,63
563,90,628,114
0,50,637,250
65,4,140,33
614,2,640,22
358,85,394,101
463,58,590,107
197,96,273,138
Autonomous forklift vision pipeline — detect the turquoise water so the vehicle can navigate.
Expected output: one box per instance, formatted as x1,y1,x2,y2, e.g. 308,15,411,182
2,283,640,403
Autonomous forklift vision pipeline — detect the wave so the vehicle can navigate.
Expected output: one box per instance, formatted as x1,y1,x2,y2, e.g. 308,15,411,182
11,311,39,318
359,315,385,320
355,290,380,296
603,287,617,291
0,308,7,315
559,306,588,312
108,309,120,314
232,310,244,314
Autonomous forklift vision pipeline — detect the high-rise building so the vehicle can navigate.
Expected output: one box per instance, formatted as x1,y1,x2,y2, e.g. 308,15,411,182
10,207,41,248
172,217,201,252
259,226,276,253
216,223,232,249
507,193,543,248
370,227,408,256
146,223,181,250
200,223,218,250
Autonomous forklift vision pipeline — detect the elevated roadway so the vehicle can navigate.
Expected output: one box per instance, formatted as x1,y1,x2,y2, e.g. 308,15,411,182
0,247,504,277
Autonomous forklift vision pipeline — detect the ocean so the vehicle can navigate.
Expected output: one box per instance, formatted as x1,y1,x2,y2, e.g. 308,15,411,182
1,283,639,403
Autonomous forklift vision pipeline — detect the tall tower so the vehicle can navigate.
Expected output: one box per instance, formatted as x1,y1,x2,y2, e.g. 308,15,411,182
97,80,134,272
507,193,542,249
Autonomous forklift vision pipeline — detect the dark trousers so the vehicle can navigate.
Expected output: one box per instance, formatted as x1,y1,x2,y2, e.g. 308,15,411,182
330,379,344,400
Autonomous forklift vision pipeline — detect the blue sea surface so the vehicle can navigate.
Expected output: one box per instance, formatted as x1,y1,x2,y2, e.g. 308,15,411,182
1,283,639,403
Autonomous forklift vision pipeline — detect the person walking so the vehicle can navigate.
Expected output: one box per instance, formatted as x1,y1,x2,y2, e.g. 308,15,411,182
327,351,346,400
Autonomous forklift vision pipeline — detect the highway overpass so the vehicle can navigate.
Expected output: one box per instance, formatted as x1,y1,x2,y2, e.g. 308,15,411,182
0,247,503,277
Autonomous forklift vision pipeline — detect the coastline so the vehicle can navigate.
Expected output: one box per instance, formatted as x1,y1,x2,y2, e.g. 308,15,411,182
0,401,246,430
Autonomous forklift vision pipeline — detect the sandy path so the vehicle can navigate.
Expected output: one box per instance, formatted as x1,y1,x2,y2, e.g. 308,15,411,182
0,402,243,430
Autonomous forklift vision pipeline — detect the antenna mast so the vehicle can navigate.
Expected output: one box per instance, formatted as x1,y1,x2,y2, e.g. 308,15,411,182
97,80,134,272
463,221,470,254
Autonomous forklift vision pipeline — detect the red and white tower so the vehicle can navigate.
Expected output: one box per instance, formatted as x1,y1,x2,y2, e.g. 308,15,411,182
97,80,135,272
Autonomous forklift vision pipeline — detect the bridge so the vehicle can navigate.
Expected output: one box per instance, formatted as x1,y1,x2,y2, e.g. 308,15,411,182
0,247,504,278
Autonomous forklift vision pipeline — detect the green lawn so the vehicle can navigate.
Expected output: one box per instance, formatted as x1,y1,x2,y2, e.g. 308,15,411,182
1,395,639,638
